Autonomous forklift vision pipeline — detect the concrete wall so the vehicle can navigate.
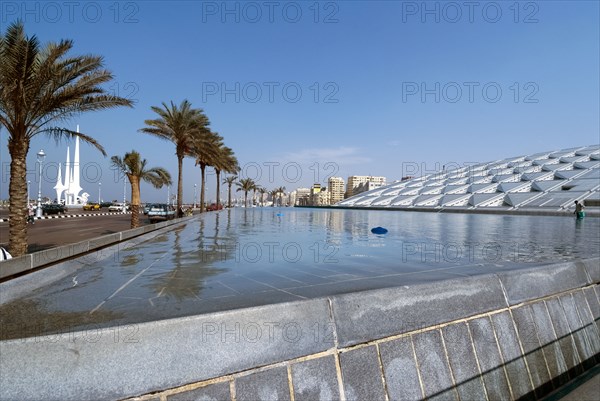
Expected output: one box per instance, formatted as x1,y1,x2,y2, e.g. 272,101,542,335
0,259,598,401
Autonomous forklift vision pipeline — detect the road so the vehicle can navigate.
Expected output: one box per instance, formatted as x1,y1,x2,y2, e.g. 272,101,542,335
0,212,152,253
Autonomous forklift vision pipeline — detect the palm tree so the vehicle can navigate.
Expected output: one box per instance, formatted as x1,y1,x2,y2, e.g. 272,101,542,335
213,146,239,208
140,100,209,217
257,187,267,206
251,186,258,206
0,21,133,256
236,178,256,208
111,151,171,228
269,189,279,207
223,175,237,208
276,186,286,206
192,130,223,213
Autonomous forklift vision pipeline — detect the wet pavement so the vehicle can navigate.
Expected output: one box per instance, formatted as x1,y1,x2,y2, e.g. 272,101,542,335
1,208,599,340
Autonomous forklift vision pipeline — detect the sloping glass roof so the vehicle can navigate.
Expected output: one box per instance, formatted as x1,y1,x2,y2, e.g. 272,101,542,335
531,180,565,192
498,182,531,193
336,145,600,212
440,194,471,206
504,193,542,207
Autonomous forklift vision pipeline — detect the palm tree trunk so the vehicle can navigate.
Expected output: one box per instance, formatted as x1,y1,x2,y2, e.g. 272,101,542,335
216,170,221,207
228,184,232,208
177,154,183,217
7,140,29,256
130,176,140,228
244,191,248,208
200,165,206,213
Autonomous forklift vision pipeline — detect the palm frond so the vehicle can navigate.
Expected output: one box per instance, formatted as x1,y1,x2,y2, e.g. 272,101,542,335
0,21,133,144
41,127,107,156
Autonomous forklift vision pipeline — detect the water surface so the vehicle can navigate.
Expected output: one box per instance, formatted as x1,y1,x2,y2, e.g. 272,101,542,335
1,208,598,340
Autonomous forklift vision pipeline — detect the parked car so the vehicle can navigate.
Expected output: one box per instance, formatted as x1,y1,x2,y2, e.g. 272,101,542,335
99,201,113,208
143,203,152,215
206,203,223,211
108,203,129,212
82,203,100,211
39,203,67,215
147,204,176,223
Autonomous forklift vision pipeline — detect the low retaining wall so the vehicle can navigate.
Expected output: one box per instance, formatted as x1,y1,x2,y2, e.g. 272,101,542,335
0,258,598,401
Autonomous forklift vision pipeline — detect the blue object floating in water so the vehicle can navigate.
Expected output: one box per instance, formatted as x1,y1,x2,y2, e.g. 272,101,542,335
276,213,283,216
371,227,388,235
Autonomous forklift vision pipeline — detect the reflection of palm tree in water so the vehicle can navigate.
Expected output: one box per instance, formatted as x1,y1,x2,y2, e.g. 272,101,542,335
0,298,124,341
214,212,221,250
147,216,236,302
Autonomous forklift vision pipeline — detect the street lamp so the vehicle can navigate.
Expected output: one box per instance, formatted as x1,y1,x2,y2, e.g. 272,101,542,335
122,175,127,212
35,149,46,218
193,184,197,209
98,182,102,204
27,180,31,204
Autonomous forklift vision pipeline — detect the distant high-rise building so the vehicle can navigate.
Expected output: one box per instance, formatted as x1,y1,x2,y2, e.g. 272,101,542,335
294,188,311,206
310,183,322,205
328,177,345,205
346,176,386,198
316,189,329,206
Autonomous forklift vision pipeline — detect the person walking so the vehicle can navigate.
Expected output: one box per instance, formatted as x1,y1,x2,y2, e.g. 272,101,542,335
27,203,35,224
574,200,585,219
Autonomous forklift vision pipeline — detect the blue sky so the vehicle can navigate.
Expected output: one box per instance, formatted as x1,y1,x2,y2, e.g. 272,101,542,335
1,1,599,203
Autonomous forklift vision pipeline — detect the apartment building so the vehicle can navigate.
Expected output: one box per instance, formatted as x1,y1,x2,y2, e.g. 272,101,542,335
328,177,345,205
346,176,387,198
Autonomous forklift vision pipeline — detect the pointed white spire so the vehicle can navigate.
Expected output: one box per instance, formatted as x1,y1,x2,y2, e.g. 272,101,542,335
54,162,66,203
70,132,82,202
64,146,71,204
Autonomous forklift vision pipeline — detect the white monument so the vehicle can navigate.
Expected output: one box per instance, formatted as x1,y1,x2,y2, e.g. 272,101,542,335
54,126,88,206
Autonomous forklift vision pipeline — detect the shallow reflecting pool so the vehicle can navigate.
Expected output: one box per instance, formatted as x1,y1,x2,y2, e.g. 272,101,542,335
1,208,599,339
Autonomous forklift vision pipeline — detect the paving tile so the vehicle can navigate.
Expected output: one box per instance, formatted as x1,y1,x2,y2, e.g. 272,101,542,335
412,330,458,401
511,305,552,397
274,270,335,286
211,277,281,294
468,316,512,401
584,286,600,336
379,336,423,401
572,290,600,359
560,294,596,368
241,272,307,289
583,287,599,320
442,322,487,401
339,345,386,401
235,367,290,401
529,301,569,387
291,356,340,401
491,312,534,401
545,297,583,376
